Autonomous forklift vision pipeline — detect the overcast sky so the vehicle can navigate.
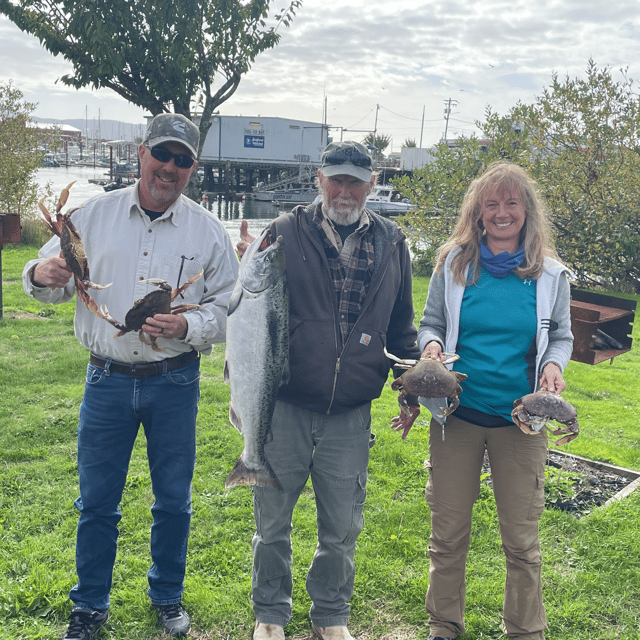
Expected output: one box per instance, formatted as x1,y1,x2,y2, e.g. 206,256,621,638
2,0,640,151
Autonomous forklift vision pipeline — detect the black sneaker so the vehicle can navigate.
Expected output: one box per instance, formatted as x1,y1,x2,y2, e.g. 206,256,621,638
154,602,190,637
61,607,108,640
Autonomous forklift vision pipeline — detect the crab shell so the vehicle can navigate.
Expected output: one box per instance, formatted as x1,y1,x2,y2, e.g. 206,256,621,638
391,358,468,417
122,285,174,332
511,390,579,445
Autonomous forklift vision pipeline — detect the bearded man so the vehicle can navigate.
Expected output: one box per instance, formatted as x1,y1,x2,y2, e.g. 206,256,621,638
240,141,421,640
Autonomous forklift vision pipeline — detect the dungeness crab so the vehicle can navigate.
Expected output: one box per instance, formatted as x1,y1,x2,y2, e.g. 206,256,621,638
511,390,579,445
99,270,204,351
39,181,111,317
385,348,467,417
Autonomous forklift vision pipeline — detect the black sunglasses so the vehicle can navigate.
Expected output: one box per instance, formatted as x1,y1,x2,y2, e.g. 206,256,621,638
147,145,195,169
323,147,373,169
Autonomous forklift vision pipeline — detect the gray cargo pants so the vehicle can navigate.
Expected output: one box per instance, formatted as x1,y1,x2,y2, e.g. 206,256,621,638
251,399,373,628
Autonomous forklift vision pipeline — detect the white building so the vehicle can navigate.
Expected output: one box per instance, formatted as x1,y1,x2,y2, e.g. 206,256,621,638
200,115,329,166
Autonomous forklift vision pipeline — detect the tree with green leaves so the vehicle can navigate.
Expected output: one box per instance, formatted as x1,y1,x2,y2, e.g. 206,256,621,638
0,81,53,216
362,132,391,158
403,138,417,148
0,0,301,178
395,61,640,292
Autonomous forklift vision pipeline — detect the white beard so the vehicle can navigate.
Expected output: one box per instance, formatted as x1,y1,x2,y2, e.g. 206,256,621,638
324,198,365,226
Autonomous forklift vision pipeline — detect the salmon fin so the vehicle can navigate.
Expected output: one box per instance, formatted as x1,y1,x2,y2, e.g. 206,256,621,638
227,286,243,316
224,455,283,492
229,403,242,432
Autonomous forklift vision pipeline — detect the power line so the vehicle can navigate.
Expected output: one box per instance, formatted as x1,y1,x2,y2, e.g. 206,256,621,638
344,108,375,130
378,103,441,123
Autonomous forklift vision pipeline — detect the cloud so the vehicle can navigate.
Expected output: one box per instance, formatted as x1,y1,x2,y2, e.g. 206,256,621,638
2,0,640,149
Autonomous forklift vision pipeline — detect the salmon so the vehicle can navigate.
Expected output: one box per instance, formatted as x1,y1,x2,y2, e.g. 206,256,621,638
224,231,288,490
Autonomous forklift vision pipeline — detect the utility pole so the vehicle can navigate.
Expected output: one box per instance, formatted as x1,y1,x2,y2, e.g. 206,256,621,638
419,105,425,148
373,103,380,149
443,98,458,144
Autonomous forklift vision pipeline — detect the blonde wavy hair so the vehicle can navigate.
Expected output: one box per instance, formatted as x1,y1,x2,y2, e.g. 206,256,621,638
435,161,557,284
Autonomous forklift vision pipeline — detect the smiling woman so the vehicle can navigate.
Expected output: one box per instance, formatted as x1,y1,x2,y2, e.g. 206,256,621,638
480,188,526,254
414,160,574,640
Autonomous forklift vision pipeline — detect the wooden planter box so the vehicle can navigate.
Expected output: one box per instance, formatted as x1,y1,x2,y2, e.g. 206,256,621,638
0,213,21,245
570,289,636,365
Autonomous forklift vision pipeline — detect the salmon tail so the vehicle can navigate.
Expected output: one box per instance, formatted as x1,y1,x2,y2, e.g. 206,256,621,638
225,455,283,492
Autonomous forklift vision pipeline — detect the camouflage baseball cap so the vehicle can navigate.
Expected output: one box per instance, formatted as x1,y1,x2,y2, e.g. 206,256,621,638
320,140,374,182
143,113,200,158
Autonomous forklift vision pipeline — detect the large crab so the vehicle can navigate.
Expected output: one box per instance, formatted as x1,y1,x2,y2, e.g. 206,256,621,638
385,348,468,417
99,269,204,351
511,390,579,445
39,181,111,317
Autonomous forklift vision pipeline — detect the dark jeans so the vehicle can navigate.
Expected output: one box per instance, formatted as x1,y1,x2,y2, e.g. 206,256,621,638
69,359,199,612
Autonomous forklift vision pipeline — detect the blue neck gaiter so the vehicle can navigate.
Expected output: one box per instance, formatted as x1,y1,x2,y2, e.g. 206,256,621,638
479,242,525,278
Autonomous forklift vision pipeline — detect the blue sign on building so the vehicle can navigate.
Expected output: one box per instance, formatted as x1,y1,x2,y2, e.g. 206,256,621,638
244,135,265,149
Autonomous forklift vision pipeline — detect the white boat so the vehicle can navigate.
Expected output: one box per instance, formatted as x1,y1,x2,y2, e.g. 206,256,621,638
365,186,414,215
252,185,319,204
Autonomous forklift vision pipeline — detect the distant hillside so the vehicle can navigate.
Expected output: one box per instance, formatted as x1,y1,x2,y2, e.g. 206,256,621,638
34,117,148,142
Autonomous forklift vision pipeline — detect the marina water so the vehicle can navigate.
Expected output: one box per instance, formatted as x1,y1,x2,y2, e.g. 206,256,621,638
35,165,281,250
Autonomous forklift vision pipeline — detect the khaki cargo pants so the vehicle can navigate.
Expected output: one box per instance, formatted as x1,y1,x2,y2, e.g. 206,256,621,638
425,415,548,640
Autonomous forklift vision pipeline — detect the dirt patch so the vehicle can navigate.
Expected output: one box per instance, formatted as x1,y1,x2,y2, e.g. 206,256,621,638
482,450,639,518
3,311,49,320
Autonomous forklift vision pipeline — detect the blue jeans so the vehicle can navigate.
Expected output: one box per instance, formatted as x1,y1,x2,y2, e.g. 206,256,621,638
252,400,373,628
69,358,200,612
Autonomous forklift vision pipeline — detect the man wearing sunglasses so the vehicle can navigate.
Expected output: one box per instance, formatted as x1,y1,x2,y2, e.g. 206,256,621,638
241,141,421,640
23,113,239,639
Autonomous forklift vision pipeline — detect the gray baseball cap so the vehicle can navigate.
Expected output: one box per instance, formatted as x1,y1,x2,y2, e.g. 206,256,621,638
320,140,374,182
143,113,200,158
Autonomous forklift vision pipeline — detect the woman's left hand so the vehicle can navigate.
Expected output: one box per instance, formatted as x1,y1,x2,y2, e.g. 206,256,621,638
539,362,566,394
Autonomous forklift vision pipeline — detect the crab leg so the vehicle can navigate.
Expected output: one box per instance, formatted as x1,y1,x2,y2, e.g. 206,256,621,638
38,198,62,236
169,303,203,314
384,347,459,367
99,305,128,333
74,283,109,319
172,268,204,300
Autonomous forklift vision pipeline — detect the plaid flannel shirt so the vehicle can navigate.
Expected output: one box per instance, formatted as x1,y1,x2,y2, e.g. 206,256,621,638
312,205,375,346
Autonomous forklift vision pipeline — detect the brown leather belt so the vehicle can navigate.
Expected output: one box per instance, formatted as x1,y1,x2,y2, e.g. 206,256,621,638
89,350,198,378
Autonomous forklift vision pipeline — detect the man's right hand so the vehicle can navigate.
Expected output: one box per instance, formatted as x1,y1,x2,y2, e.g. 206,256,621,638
236,220,255,258
31,254,73,289
237,219,270,258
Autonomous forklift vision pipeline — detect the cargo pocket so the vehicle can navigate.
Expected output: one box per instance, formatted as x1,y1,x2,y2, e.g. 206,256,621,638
343,473,367,545
424,458,435,509
528,472,546,521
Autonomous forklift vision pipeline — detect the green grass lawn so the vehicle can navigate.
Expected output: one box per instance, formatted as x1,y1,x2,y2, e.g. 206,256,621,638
1,244,639,640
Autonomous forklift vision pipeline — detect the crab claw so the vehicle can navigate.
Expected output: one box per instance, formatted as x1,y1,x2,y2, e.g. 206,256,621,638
384,347,419,370
38,197,60,236
99,305,127,332
57,181,76,213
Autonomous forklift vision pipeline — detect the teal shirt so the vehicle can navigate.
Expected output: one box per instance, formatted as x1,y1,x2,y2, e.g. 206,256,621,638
455,268,537,421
